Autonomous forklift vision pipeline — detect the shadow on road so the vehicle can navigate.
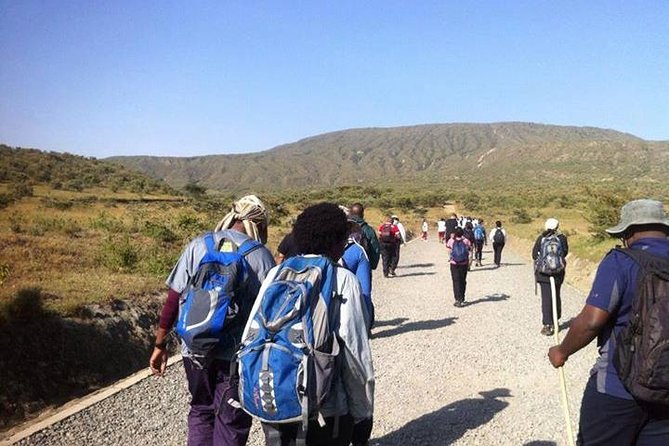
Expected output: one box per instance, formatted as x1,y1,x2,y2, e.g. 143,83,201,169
395,272,436,278
464,293,510,306
397,263,435,269
372,388,512,445
374,317,409,328
372,317,457,339
559,317,575,331
524,441,557,446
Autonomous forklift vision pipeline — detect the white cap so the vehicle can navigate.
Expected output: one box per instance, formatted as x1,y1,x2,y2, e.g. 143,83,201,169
544,218,559,231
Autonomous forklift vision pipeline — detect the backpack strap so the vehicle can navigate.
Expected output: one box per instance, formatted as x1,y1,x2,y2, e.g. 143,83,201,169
238,239,263,257
613,248,669,278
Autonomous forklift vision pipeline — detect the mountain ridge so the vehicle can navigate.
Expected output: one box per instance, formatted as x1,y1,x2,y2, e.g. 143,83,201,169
99,121,669,193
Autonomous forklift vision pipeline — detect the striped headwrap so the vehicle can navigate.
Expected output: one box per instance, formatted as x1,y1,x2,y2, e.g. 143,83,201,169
214,194,269,243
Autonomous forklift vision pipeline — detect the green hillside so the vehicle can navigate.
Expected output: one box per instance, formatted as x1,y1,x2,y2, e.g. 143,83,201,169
106,122,669,196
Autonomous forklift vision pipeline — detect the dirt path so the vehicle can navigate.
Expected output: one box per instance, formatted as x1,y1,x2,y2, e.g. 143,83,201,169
13,236,597,446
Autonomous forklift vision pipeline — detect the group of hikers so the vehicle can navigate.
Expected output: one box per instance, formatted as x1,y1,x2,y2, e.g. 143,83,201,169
149,195,669,445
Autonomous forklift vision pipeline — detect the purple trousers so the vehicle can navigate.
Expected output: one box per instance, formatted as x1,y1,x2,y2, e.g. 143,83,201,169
183,357,252,446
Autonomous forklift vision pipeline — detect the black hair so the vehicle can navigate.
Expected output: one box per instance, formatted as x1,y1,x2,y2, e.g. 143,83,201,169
350,202,364,218
454,227,464,237
496,220,502,227
293,202,348,256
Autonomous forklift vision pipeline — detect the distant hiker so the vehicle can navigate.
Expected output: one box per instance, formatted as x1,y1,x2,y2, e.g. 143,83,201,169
149,194,275,446
342,217,374,329
378,216,401,277
391,215,407,274
276,230,300,264
437,218,447,243
548,199,669,445
463,221,476,268
532,218,568,336
422,218,429,240
241,202,374,446
349,202,381,271
490,220,507,267
444,213,459,241
446,227,472,307
473,220,487,267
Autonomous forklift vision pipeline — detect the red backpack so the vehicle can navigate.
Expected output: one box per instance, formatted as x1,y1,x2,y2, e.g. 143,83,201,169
379,223,395,243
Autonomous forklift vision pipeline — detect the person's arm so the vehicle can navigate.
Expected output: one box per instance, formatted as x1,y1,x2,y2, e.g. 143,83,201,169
337,270,374,422
548,304,610,367
150,288,181,377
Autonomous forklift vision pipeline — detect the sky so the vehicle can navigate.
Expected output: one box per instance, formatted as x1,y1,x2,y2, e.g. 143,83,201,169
1,1,668,158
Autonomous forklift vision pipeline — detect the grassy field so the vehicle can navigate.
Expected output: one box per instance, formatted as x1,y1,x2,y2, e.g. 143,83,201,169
0,180,647,319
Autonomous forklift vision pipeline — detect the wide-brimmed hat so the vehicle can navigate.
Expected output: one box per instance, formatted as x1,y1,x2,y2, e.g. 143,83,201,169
606,199,669,235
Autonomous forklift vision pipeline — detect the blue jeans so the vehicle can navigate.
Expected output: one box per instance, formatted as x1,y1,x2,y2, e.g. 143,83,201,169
183,357,252,446
578,375,669,445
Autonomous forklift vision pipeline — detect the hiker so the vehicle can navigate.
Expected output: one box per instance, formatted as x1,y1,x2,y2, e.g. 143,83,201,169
149,195,275,446
245,203,375,446
275,231,300,264
421,218,429,240
342,217,374,329
463,221,476,268
446,227,472,307
349,202,381,271
437,218,447,243
489,220,507,267
473,220,487,267
391,215,407,274
548,199,669,445
444,213,459,242
532,218,568,336
378,215,401,277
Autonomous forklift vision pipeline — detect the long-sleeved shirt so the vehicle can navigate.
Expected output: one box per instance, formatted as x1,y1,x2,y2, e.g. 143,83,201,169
341,239,373,328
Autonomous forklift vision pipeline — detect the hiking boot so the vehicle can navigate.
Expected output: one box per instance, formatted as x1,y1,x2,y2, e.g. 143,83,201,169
389,270,396,276
540,325,554,336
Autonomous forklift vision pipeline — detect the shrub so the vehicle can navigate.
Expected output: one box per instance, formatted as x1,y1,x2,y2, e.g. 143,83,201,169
0,263,10,286
587,193,629,241
98,236,140,271
511,208,533,224
141,221,178,243
0,193,13,209
9,181,33,199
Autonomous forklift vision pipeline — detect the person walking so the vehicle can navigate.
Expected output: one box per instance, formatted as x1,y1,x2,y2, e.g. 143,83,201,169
378,216,401,277
446,227,472,307
437,218,446,243
532,217,568,336
252,203,374,446
149,195,276,446
444,213,459,242
341,219,374,329
349,203,381,271
421,218,429,241
548,199,669,445
473,220,487,267
489,220,507,267
390,215,407,274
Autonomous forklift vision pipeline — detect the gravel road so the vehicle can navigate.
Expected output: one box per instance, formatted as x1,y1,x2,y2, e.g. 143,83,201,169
13,236,597,446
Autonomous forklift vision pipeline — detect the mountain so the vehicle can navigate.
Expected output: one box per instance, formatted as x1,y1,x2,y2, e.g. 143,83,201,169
108,122,669,194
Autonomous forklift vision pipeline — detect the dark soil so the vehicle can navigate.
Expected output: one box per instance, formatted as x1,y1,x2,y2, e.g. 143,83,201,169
0,293,171,431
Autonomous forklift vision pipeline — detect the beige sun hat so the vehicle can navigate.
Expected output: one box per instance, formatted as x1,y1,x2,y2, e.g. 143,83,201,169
606,199,669,236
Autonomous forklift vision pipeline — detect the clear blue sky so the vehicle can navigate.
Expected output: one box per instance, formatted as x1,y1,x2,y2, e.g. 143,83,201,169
1,1,667,158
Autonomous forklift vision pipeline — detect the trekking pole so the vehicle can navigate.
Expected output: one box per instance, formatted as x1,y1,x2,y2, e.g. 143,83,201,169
550,276,576,446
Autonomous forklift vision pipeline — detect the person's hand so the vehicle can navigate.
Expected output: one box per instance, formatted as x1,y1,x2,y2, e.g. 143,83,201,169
548,345,568,368
149,347,169,377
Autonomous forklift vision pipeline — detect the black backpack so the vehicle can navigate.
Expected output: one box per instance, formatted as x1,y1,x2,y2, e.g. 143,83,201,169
612,248,669,405
493,228,505,244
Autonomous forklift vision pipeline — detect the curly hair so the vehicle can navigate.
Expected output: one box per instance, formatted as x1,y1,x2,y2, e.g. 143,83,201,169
293,202,348,256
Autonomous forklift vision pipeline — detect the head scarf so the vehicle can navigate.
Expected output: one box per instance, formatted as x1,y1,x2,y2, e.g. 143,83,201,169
214,194,269,243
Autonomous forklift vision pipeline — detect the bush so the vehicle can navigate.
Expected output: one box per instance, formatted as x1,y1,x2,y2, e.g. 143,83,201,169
9,181,33,199
0,263,10,286
141,221,178,243
511,208,533,224
587,193,629,241
0,193,13,209
98,236,140,271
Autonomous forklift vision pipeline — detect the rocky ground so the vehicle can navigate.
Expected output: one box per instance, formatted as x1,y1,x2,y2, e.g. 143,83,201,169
9,236,597,445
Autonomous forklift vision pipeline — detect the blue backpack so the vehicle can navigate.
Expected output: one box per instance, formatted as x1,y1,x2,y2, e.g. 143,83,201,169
474,225,485,241
450,239,469,263
237,256,339,427
175,233,261,368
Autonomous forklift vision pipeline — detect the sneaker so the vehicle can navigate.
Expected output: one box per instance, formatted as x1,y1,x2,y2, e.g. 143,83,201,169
389,270,396,276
